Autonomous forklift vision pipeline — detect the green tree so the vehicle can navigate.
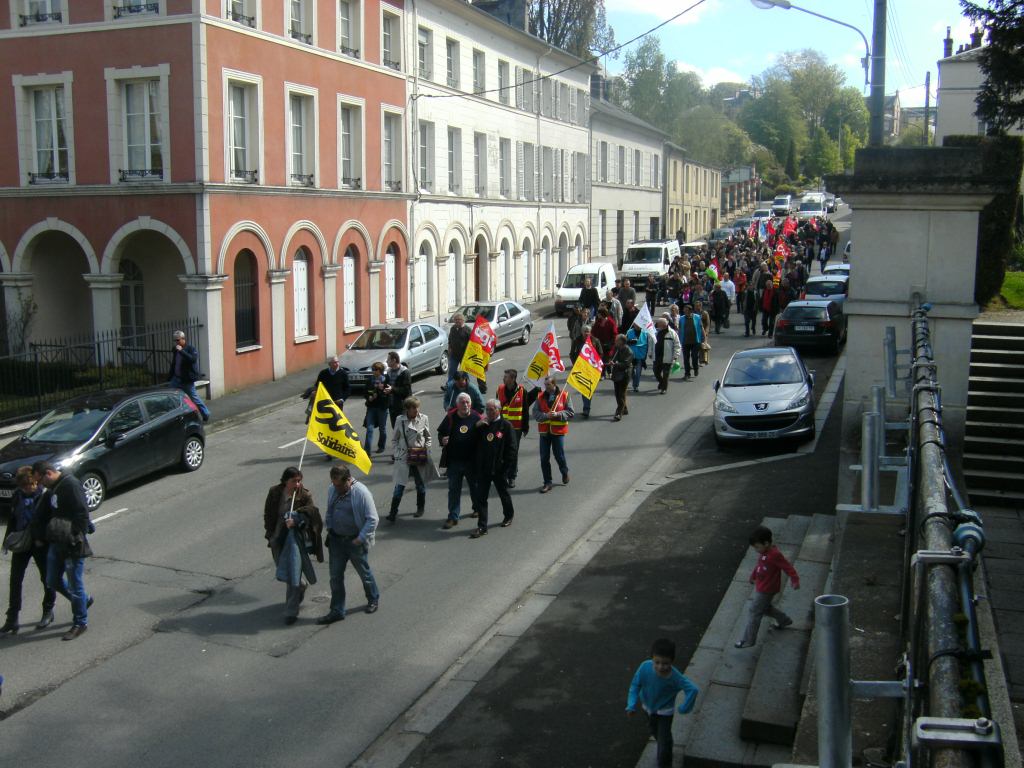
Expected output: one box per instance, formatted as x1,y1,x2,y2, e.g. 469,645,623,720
664,69,706,116
894,124,927,146
770,49,846,132
529,0,617,59
960,0,1024,132
804,127,842,177
738,77,806,162
784,138,798,178
840,124,862,169
823,86,870,147
707,81,751,110
622,36,669,128
674,106,752,167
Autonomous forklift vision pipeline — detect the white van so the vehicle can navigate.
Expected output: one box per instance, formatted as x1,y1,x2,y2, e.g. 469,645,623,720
618,240,682,282
554,262,617,316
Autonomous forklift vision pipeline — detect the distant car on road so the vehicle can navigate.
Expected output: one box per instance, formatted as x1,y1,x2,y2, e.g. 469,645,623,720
709,227,734,247
732,217,752,234
339,321,449,389
822,262,851,277
0,387,206,512
824,193,837,212
712,347,816,445
449,300,533,348
796,199,827,222
803,274,849,305
773,299,847,355
771,195,793,217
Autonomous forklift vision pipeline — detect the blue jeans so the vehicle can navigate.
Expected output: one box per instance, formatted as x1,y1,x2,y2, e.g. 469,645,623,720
169,376,210,420
392,466,426,498
46,546,88,627
363,408,389,452
538,433,569,485
326,533,379,616
446,460,477,522
631,359,644,390
582,395,591,415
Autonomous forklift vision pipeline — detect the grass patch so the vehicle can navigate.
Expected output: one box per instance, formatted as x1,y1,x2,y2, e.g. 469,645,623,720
1002,271,1024,310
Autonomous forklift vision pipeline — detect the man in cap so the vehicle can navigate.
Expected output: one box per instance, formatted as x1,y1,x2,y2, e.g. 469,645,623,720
168,330,210,422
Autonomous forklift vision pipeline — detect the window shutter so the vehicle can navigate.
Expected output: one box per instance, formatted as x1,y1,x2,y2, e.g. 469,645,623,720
516,140,524,199
569,89,577,125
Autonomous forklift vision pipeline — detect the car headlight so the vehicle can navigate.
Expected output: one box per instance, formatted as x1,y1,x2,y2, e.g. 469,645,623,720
56,454,83,470
786,388,810,410
715,394,738,414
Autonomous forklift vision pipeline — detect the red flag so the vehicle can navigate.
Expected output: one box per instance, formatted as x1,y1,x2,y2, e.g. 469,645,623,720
748,220,757,238
579,335,604,372
470,314,497,354
540,324,565,372
782,216,797,237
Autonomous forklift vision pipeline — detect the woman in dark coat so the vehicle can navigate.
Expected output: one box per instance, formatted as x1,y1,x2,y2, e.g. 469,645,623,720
263,467,323,625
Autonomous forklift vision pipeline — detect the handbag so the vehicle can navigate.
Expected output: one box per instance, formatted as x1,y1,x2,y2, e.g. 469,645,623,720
402,418,428,466
3,527,33,554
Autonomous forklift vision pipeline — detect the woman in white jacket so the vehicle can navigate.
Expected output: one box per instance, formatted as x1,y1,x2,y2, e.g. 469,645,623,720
651,318,680,394
386,397,432,523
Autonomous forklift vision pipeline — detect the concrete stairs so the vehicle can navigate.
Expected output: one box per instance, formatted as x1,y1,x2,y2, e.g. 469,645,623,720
966,321,1024,507
642,513,835,768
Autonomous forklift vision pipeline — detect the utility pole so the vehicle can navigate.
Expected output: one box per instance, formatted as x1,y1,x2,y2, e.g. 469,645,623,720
868,0,887,146
922,70,931,146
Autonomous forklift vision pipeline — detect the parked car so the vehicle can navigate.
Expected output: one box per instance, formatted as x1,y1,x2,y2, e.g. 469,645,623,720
709,227,735,247
751,208,772,222
771,195,793,217
843,240,852,260
449,301,533,348
822,262,851,277
773,300,847,354
0,387,206,512
824,193,837,213
712,347,816,445
796,198,827,222
732,217,752,234
803,274,849,305
339,322,449,389
619,240,682,283
554,262,617,316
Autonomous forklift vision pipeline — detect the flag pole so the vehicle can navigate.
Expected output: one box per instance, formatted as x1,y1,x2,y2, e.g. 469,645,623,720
289,423,312,514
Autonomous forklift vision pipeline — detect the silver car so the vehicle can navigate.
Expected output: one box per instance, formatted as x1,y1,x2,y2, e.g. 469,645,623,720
339,322,449,389
803,274,849,305
448,301,533,348
712,347,816,445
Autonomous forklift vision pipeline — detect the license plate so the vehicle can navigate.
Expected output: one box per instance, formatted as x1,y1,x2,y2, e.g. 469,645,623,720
350,375,369,385
0,488,13,498
752,431,777,439
795,325,815,332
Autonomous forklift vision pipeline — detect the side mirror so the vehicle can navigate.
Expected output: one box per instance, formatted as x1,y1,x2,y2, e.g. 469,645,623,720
713,380,721,392
807,372,816,389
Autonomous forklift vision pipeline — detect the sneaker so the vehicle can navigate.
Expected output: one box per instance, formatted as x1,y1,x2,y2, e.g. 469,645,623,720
540,484,553,494
734,640,753,649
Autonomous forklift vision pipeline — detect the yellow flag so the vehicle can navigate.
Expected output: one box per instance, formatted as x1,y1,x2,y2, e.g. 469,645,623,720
567,337,603,399
460,340,490,380
305,382,373,474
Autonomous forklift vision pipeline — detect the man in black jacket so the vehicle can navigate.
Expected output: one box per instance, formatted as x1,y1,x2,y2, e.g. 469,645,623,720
578,278,600,321
469,399,518,538
168,330,210,422
311,356,350,409
31,461,93,641
384,351,413,431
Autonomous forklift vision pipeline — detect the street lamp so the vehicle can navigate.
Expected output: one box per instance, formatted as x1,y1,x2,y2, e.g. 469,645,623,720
751,0,885,147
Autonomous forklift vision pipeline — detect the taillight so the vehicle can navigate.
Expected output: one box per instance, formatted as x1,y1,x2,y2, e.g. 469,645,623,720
776,318,789,329
821,321,834,330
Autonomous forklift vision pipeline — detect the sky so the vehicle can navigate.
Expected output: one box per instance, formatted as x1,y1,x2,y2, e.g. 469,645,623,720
602,0,979,108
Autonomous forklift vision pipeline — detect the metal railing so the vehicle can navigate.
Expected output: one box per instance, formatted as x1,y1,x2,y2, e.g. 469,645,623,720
119,168,163,181
113,2,158,18
19,11,61,25
226,9,256,27
824,302,1002,768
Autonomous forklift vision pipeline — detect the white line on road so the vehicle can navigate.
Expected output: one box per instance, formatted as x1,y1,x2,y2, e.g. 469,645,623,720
490,357,504,364
93,508,128,524
278,437,305,449
413,390,424,396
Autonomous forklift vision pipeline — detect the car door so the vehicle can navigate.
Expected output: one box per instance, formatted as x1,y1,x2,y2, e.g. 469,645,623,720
140,392,188,469
494,303,511,345
97,399,152,487
421,324,443,368
505,302,525,338
405,325,426,374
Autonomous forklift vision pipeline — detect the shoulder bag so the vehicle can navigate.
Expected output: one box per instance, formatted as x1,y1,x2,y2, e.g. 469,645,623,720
3,527,33,554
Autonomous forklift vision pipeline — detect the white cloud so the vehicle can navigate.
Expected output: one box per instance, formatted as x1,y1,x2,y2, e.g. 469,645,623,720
674,60,747,86
603,0,721,27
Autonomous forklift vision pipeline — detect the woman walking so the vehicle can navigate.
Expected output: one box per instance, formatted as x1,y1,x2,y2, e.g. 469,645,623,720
362,361,390,454
387,396,432,523
263,467,323,625
610,334,633,422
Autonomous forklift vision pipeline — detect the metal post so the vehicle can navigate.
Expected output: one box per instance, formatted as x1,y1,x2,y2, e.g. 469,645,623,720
869,0,887,147
872,384,886,457
862,411,880,510
923,70,931,146
816,594,852,768
884,326,897,398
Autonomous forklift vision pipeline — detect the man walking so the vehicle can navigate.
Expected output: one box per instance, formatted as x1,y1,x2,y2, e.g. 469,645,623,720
316,466,379,624
578,278,600,321
168,330,210,422
680,304,703,381
384,351,413,432
438,393,481,529
32,461,93,641
530,375,574,494
310,356,350,410
445,313,472,390
469,399,518,538
496,369,531,488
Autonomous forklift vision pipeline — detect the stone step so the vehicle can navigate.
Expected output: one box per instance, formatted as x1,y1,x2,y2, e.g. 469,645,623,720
972,333,1024,351
963,452,1024,474
967,391,1024,410
974,321,1024,338
964,468,1024,493
970,348,1024,365
966,405,1024,426
969,375,1023,393
964,420,1024,440
969,361,1024,380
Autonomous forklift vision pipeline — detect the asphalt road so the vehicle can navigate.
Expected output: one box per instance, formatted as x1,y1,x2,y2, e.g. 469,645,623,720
0,210,851,767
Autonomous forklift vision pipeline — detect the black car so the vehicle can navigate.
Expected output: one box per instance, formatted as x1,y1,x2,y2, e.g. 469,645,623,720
773,300,847,354
0,387,205,512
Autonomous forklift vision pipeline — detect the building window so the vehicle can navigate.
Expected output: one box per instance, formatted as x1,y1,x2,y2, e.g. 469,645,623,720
634,149,641,185
417,27,433,80
499,137,511,197
29,86,69,183
446,126,463,194
227,80,259,183
633,211,639,242
472,49,485,93
383,112,402,192
119,258,145,338
447,243,459,307
541,79,552,117
599,141,608,183
559,83,569,122
446,38,460,89
339,101,362,189
652,154,660,188
226,0,256,28
418,120,434,192
18,0,64,26
289,0,313,45
234,250,259,347
521,142,535,200
288,91,315,186
113,0,159,20
343,246,357,328
381,11,400,70
473,132,487,196
541,146,553,201
498,60,510,105
617,145,625,184
337,0,360,58
575,88,587,124
672,161,677,192
598,210,606,259
120,80,163,181
293,249,312,338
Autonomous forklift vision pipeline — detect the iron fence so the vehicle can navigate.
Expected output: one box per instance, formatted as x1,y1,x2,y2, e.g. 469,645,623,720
0,318,203,427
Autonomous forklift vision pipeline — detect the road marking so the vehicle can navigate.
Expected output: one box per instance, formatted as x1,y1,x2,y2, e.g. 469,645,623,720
93,508,128,524
413,390,425,396
490,357,504,364
278,437,305,449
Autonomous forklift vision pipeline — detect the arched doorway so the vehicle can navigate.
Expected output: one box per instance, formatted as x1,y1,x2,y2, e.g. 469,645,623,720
415,240,432,318
540,235,551,294
557,232,569,283
342,244,359,329
574,234,584,266
521,237,533,299
110,229,189,326
473,234,488,302
446,239,462,312
384,243,398,319
498,238,511,300
22,230,94,339
233,249,260,348
119,258,145,338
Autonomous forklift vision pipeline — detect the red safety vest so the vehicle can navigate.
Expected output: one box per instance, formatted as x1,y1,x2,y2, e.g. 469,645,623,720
537,389,569,436
497,384,525,430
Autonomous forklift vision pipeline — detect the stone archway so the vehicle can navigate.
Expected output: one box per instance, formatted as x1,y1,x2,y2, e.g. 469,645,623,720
473,234,489,302
557,231,569,284
106,229,190,327
18,229,95,340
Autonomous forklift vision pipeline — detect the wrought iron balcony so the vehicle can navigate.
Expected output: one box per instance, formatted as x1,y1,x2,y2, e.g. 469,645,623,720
384,179,403,193
231,169,259,183
383,56,401,71
339,44,360,58
19,10,61,25
290,173,314,187
341,176,362,189
290,26,312,44
113,3,159,19
227,9,256,27
28,171,68,184
119,168,164,181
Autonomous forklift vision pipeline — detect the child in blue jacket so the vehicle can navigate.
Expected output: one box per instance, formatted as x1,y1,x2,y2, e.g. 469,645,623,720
626,638,699,768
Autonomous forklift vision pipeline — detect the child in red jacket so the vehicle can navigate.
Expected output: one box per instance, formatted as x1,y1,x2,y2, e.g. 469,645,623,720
735,525,800,648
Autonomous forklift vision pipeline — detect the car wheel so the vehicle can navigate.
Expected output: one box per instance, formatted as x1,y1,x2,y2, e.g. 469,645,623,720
181,436,205,471
80,472,106,512
437,354,449,375
519,325,531,345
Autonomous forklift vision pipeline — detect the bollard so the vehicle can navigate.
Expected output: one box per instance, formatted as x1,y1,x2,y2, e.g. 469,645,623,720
861,411,880,511
884,326,897,399
871,385,886,458
816,594,852,768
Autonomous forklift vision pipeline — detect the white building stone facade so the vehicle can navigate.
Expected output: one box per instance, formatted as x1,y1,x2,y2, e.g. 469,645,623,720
589,98,667,267
405,0,592,321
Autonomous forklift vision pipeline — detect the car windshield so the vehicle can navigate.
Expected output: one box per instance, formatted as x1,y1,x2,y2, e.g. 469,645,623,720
455,305,496,322
799,202,821,212
351,328,408,350
624,247,664,264
25,404,112,443
773,198,788,205
753,210,770,218
561,272,595,289
807,281,846,295
784,306,828,321
723,353,804,387
712,229,732,240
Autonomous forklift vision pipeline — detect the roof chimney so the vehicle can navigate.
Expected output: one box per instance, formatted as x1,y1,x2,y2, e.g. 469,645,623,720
590,72,604,101
970,26,984,48
943,26,953,58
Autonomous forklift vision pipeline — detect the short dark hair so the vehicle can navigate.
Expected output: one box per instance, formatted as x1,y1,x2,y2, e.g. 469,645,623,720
279,466,302,485
504,368,518,379
749,525,773,546
32,460,56,476
651,637,676,660
330,465,352,483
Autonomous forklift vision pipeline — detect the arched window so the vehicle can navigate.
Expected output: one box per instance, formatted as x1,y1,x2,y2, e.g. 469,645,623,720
119,258,145,339
521,239,532,297
384,244,397,319
292,248,311,337
416,241,431,314
343,245,357,328
446,240,460,310
234,249,259,347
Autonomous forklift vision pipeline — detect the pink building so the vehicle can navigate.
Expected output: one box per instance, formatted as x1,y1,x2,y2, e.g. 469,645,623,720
0,0,410,395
